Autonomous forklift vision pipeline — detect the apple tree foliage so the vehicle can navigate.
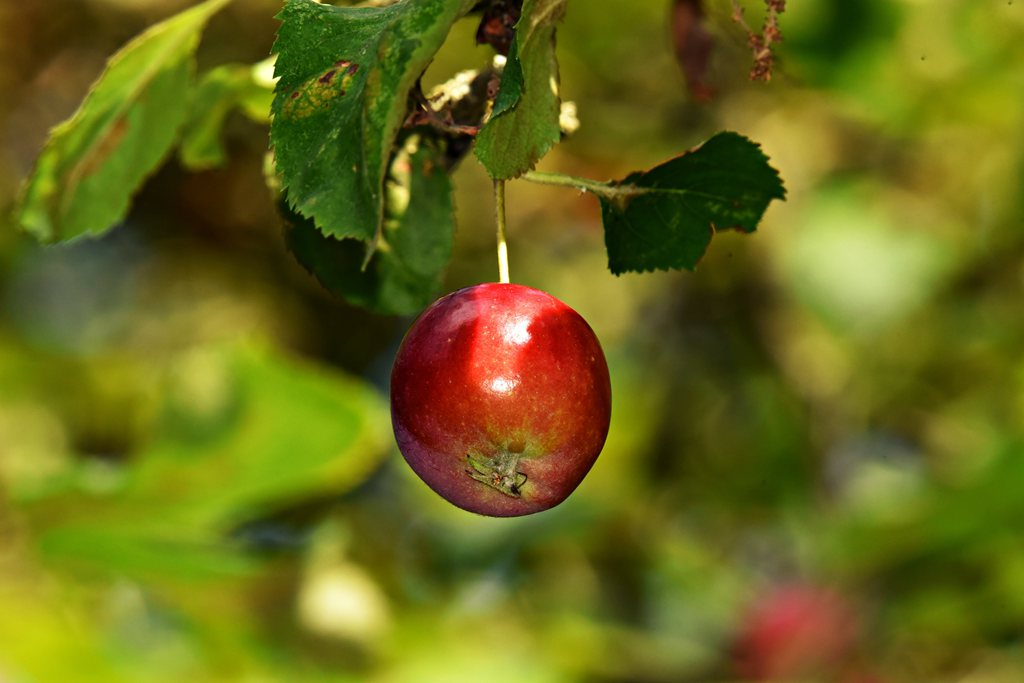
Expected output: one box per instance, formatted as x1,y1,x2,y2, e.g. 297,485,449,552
13,0,785,314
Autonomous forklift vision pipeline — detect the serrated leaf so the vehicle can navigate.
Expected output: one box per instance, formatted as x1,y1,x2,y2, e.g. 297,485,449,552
271,0,475,242
180,62,273,170
600,131,786,274
286,135,455,316
14,0,230,243
475,0,566,180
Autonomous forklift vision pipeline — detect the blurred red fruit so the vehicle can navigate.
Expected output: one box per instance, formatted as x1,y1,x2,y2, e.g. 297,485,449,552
734,584,860,681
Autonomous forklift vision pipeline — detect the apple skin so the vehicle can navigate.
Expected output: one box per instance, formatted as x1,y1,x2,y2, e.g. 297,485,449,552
390,283,611,517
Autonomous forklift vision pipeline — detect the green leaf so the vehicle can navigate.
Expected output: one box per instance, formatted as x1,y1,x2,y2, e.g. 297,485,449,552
475,0,566,180
28,343,391,580
271,0,475,242
827,443,1024,578
286,134,455,316
13,0,231,243
133,344,391,527
39,523,260,580
180,62,273,170
600,132,786,274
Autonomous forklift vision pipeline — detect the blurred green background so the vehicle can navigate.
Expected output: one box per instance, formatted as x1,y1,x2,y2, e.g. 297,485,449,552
1,0,1023,681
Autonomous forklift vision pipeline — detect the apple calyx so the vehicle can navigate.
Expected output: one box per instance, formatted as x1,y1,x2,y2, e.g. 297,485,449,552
466,448,528,498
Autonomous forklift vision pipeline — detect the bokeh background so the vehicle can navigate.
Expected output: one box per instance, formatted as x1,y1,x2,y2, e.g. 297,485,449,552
2,1,1023,681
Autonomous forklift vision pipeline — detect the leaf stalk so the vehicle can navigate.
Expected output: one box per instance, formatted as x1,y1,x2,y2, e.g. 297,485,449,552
522,170,617,198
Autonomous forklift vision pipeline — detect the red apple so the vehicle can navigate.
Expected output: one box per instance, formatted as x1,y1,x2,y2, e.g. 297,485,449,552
733,584,860,681
390,283,611,517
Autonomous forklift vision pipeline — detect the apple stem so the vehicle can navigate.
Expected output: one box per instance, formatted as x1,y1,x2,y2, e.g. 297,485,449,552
495,180,511,284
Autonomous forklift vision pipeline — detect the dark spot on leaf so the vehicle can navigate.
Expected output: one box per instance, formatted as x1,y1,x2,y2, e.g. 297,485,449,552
80,116,130,177
281,59,362,119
